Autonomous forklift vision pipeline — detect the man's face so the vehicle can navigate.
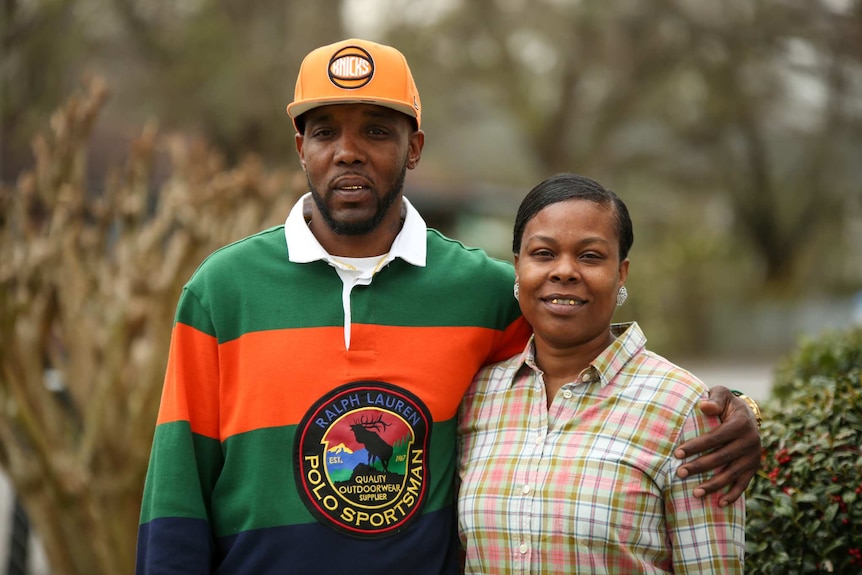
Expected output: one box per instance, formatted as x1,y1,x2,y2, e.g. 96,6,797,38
296,104,423,237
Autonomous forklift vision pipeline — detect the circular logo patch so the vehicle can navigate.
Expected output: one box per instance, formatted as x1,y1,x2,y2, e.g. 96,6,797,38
328,45,375,89
294,381,432,538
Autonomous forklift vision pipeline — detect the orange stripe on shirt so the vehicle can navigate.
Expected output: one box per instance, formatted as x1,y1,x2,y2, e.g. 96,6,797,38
156,318,531,441
215,322,526,439
156,322,221,438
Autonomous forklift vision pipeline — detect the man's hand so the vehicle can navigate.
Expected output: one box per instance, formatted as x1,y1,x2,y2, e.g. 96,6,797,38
674,386,762,506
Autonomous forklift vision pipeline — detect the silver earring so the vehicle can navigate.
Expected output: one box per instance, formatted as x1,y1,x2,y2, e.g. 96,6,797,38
513,282,519,301
616,285,628,306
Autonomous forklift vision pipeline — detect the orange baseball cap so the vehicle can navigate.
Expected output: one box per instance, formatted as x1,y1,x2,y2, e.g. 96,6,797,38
287,38,421,132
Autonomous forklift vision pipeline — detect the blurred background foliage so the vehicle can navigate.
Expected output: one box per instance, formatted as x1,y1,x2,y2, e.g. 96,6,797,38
4,0,861,358
0,78,299,573
745,327,862,573
1,0,862,573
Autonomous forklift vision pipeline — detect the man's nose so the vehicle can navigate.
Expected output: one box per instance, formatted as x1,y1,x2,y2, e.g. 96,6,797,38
333,132,365,164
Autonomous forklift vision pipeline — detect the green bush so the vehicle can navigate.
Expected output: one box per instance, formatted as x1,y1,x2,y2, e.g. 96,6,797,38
745,327,862,574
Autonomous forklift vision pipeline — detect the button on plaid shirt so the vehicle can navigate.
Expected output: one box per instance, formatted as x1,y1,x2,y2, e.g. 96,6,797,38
457,322,744,574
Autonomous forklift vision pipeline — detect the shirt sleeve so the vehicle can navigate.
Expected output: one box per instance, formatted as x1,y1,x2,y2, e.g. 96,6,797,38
136,287,224,574
664,398,746,574
486,302,532,366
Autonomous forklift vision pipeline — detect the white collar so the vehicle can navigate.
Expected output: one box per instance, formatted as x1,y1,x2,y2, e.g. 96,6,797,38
283,192,427,267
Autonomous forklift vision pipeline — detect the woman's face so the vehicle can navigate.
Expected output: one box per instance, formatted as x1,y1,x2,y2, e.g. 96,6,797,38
514,198,629,353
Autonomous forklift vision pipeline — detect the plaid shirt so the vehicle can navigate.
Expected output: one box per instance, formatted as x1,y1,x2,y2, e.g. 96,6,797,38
457,322,744,574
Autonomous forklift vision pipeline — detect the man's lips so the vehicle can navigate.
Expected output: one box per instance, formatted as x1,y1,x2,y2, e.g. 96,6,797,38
332,175,371,192
330,182,371,201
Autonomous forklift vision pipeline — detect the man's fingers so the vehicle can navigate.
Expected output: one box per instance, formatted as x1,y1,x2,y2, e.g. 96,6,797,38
676,394,752,460
677,448,734,477
679,448,759,505
677,387,762,498
697,399,723,417
718,480,749,506
686,464,736,495
689,465,752,505
675,430,730,460
677,419,747,462
704,386,733,413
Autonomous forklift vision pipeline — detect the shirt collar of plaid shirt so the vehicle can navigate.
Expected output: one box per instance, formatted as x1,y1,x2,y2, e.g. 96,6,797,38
513,322,643,390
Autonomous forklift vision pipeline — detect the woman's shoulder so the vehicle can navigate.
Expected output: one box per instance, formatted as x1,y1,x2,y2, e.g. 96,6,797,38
465,352,526,399
623,348,710,406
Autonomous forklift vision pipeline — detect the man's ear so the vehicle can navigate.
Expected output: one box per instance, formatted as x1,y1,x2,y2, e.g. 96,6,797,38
295,133,306,171
407,130,425,169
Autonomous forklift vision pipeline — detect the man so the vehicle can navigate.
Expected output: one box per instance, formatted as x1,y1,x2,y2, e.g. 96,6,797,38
136,38,760,574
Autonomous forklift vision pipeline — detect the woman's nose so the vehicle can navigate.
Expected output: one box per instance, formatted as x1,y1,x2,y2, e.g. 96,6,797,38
550,256,580,282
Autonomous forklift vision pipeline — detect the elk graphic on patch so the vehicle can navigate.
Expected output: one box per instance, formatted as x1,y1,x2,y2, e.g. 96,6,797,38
294,381,432,538
350,413,394,473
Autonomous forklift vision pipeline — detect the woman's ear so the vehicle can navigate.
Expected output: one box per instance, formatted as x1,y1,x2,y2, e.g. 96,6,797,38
619,258,630,284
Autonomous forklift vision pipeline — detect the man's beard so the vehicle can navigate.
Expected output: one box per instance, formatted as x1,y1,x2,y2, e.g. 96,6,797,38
307,160,408,236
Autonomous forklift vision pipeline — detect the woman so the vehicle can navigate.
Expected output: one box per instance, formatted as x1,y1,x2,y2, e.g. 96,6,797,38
457,173,744,573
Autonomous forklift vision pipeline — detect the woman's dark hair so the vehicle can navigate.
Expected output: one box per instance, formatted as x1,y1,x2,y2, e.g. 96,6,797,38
512,172,634,260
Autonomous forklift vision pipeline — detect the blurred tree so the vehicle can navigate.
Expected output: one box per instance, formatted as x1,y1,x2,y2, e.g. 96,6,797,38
101,0,345,162
0,77,301,574
1,0,345,182
666,0,862,288
1,0,88,182
373,0,862,354
385,0,862,291
7,0,858,296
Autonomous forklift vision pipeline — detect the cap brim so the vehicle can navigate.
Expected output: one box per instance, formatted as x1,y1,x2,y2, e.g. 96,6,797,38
287,97,418,121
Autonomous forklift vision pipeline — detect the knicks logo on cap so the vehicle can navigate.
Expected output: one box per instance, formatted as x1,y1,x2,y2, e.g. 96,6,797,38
294,381,431,538
328,45,375,89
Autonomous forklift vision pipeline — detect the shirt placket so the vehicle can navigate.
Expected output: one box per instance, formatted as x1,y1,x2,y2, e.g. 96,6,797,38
512,369,548,574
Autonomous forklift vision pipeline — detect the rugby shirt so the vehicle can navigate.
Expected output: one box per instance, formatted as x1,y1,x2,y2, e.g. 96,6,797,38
136,196,531,575
457,322,745,574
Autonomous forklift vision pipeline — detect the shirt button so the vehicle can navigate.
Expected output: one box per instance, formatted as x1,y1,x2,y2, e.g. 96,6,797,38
534,435,543,445
563,389,573,399
519,543,529,554
522,484,531,494
581,373,591,382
